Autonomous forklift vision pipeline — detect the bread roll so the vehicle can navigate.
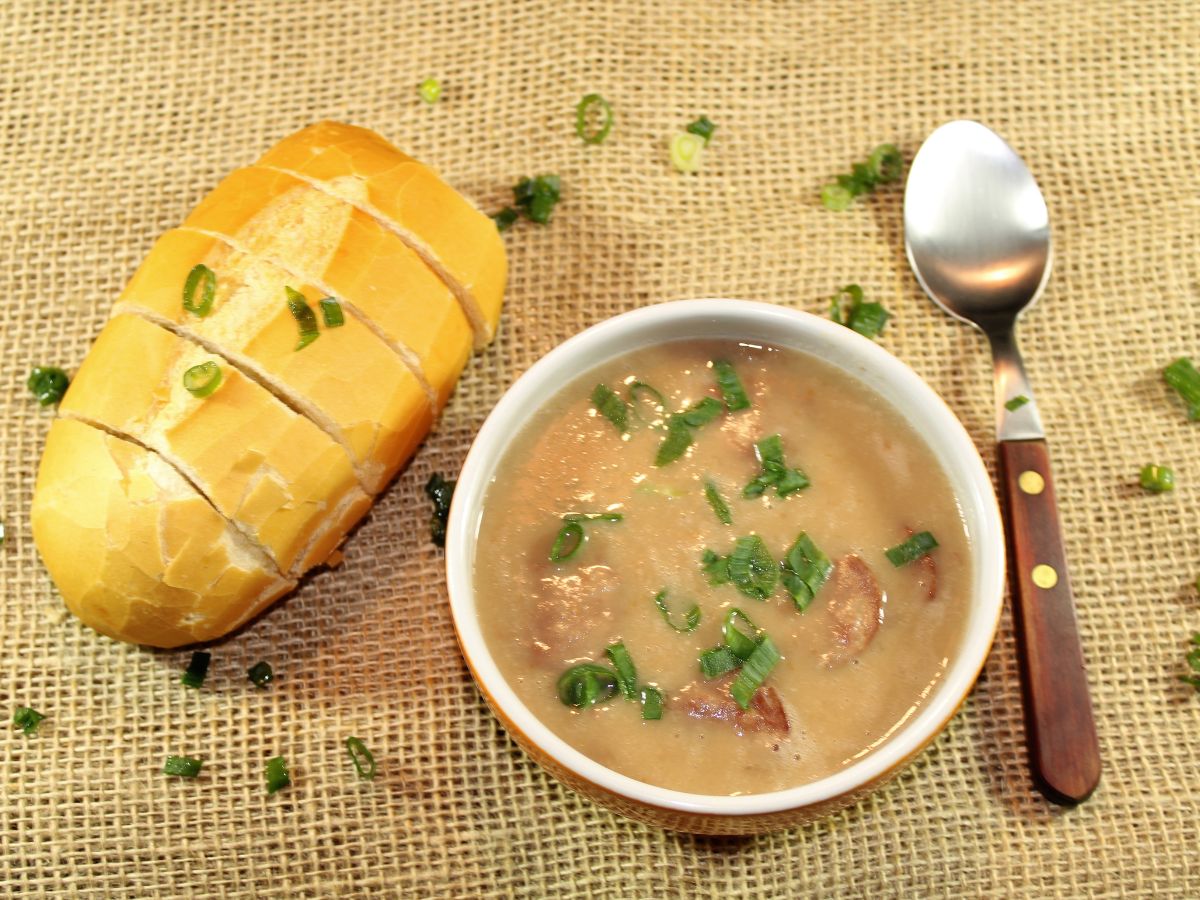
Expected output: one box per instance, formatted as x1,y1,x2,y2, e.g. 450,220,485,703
31,122,505,647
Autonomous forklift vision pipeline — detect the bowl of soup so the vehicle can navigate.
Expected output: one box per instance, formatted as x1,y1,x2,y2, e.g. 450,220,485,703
446,299,1004,834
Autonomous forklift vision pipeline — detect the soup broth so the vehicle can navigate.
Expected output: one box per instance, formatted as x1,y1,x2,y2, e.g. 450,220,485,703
474,339,971,795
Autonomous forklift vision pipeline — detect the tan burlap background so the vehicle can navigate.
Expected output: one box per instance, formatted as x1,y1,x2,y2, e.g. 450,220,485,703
2,0,1198,896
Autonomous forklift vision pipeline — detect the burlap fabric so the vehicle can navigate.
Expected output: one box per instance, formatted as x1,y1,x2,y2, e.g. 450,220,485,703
2,0,1198,895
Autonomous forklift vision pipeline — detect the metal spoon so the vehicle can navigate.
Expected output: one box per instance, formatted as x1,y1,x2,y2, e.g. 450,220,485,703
904,120,1101,805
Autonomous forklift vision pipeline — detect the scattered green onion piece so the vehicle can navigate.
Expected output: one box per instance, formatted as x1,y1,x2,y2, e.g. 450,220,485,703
669,132,706,172
285,286,320,350
865,143,903,183
885,531,939,567
703,480,733,526
712,360,751,411
1005,394,1030,412
556,663,619,708
822,144,903,210
699,646,740,679
27,366,69,406
549,521,585,561
1139,464,1176,493
730,636,781,710
656,397,724,466
679,396,723,427
685,116,717,145
639,686,664,720
491,206,519,232
182,361,223,398
163,756,203,778
653,589,701,633
830,283,890,339
722,608,762,660
513,175,562,225
425,473,456,548
12,706,45,735
1180,632,1200,692
265,756,291,794
1163,357,1200,421
627,381,666,426
605,643,639,700
418,77,442,104
563,512,624,523
701,548,731,584
180,651,211,688
820,184,854,211
779,531,833,612
247,661,274,688
319,297,345,328
575,93,614,145
727,535,778,600
591,383,628,433
345,737,377,780
182,263,216,317
743,434,810,498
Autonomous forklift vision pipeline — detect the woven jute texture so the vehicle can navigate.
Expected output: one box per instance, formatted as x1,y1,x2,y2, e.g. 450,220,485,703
2,0,1198,896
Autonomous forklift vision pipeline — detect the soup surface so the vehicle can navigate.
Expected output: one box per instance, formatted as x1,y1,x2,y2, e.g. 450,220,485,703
474,339,971,795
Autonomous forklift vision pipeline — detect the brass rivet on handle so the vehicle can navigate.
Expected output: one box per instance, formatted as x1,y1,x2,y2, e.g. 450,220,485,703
1032,564,1058,589
1018,470,1045,494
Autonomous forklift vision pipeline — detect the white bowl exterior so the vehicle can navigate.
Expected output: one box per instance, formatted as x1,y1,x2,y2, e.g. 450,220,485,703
447,299,1004,817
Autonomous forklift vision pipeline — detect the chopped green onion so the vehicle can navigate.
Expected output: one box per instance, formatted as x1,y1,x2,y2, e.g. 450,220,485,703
653,589,701,633
182,263,216,317
1005,394,1030,412
685,116,717,145
712,360,751,411
703,480,733,526
639,685,664,720
699,646,740,679
1140,464,1176,493
722,608,763,660
265,756,291,794
830,283,890,339
1180,632,1200,692
425,473,456,548
319,297,344,328
743,434,810,498
821,144,903,210
247,661,273,688
820,184,854,211
513,175,562,225
418,77,442,104
865,144,904,183
563,512,624,523
591,383,628,433
780,532,833,612
180,651,211,688
669,132,706,172
491,206,519,232
285,286,320,350
605,643,639,700
1164,357,1200,421
27,367,69,406
345,737,377,780
730,635,781,710
12,706,45,735
556,663,619,708
182,361,223,398
163,756,203,778
701,547,731,584
885,531,939,567
575,93,614,145
727,535,778,600
678,396,723,427
549,521,584,561
656,397,724,466
627,381,666,426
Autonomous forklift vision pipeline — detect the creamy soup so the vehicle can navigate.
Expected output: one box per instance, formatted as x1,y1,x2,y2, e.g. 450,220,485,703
474,339,971,795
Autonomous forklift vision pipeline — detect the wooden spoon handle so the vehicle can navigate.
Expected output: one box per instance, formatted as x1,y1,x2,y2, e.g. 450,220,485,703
998,439,1101,804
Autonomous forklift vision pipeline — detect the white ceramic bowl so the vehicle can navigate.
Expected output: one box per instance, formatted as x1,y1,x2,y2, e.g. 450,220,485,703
446,299,1004,834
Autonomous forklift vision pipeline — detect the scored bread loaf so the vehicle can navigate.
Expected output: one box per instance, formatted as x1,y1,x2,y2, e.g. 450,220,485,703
31,122,506,648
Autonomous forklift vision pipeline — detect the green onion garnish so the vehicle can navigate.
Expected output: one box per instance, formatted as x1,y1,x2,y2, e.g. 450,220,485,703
829,284,890,339
182,361,223,398
556,663,619,708
669,132,705,172
712,360,750,411
885,531,939,567
513,175,562,225
491,207,519,232
722,608,762,660
821,144,903,210
247,661,273,688
1005,394,1030,412
677,396,723,427
12,706,45,735
701,547,732,584
265,756,291,794
1140,464,1176,493
779,532,833,612
286,286,320,350
820,184,854,211
655,397,724,466
685,116,716,145
653,589,701,633
345,737,377,780
180,651,211,688
639,686,664,720
1180,633,1200,692
319,297,345,328
575,93,614,145
605,643,639,700
563,512,624,523
27,366,69,406
163,756,203,778
743,434,810,498
549,521,584,561
730,635,781,710
703,480,733,526
418,77,442,104
627,381,666,426
1164,357,1200,421
699,646,740,679
865,143,904,183
425,473,456,548
727,535,778,600
591,383,628,433
182,263,216,317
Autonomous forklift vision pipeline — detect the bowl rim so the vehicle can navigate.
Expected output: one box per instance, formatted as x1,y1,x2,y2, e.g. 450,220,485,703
446,298,1005,817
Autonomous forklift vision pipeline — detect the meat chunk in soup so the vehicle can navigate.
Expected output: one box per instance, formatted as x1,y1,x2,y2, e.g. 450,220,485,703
822,554,884,667
679,676,791,737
